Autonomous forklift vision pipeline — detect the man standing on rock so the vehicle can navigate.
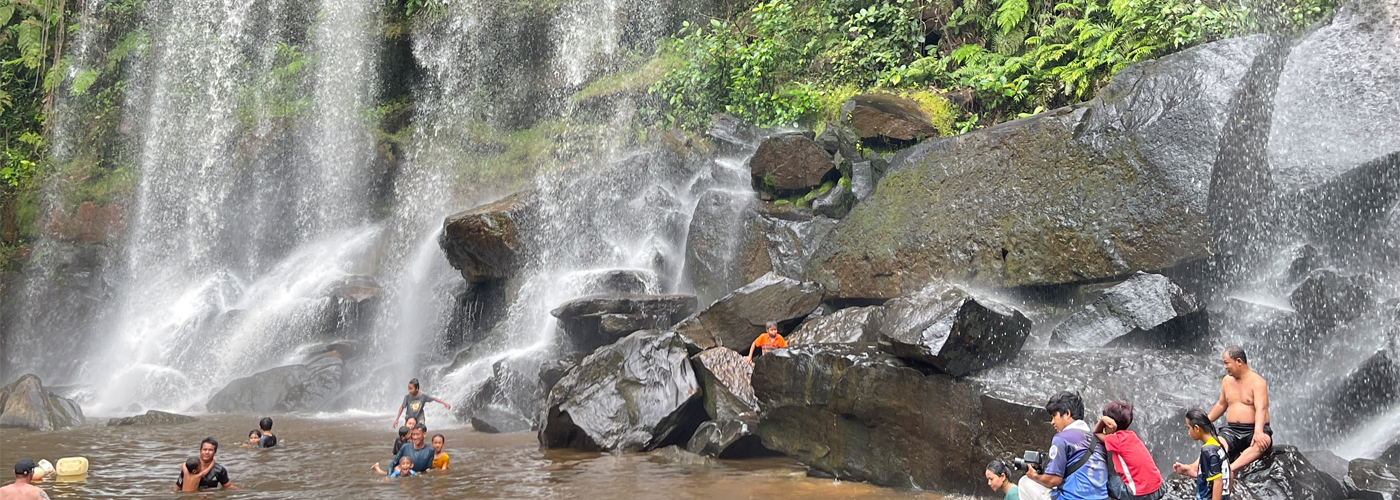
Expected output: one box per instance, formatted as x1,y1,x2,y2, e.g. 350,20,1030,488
393,378,450,428
1025,391,1109,500
173,438,236,491
2,459,49,499
746,321,788,363
1208,345,1271,471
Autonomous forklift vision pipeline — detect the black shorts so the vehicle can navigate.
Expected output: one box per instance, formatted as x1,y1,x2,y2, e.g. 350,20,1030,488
1219,422,1272,462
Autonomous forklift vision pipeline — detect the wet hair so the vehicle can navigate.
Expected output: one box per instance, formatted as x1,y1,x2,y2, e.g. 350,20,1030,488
398,426,410,438
259,417,273,431
765,321,777,329
432,434,445,445
1225,345,1248,364
249,429,262,439
405,416,417,426
986,460,1010,478
398,456,414,467
414,423,427,432
1103,401,1134,430
409,378,420,390
1046,391,1085,420
185,458,201,472
1185,408,1216,437
201,437,219,452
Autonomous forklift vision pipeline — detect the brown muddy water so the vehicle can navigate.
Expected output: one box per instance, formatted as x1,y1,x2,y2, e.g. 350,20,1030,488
0,414,965,499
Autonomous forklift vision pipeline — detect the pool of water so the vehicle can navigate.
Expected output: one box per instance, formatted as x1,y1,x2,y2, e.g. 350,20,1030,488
0,414,960,499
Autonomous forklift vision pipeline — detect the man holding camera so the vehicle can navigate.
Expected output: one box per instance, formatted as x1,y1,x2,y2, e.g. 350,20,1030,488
1024,392,1110,500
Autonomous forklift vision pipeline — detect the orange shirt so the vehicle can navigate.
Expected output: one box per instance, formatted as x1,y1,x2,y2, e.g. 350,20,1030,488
752,334,788,355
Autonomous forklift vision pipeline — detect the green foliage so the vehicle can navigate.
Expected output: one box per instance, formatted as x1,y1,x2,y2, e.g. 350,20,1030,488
235,43,314,129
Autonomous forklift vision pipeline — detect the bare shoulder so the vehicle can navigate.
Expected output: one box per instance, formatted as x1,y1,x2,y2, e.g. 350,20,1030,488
1248,371,1268,388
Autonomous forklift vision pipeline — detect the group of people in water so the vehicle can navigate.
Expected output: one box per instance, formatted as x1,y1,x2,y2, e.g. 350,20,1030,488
983,345,1272,500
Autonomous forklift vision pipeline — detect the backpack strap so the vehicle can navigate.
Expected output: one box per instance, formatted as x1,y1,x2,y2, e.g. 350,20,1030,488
1064,431,1103,478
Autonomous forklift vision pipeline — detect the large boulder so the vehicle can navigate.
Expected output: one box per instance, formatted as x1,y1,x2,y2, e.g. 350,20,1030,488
690,348,758,420
459,357,544,434
840,94,940,143
1289,270,1374,328
1160,447,1346,500
811,183,856,219
808,36,1273,298
107,410,199,427
550,293,698,354
1268,0,1400,194
0,375,85,431
748,133,836,192
707,114,765,154
878,283,1031,377
206,354,344,413
1050,272,1207,350
440,191,534,283
751,344,1053,493
789,306,885,345
1326,349,1399,432
973,349,1217,471
686,416,774,459
682,189,774,305
538,330,706,452
1347,459,1400,500
674,272,824,351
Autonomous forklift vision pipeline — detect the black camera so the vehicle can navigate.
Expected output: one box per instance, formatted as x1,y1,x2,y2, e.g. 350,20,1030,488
1013,450,1045,471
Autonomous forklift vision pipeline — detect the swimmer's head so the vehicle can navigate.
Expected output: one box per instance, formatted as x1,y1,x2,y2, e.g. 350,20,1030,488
398,456,414,469
398,426,410,438
249,429,262,440
408,378,420,395
259,417,273,432
405,417,418,428
185,458,201,474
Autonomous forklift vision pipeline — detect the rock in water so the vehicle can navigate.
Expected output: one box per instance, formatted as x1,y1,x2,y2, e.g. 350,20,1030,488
808,36,1274,299
0,375,85,431
878,284,1031,377
751,344,1052,493
840,94,940,143
690,348,758,420
1290,270,1374,328
789,306,885,345
206,355,344,413
748,134,835,192
1050,272,1207,350
440,191,533,283
551,293,698,353
107,410,199,426
459,357,544,434
674,272,824,351
1347,459,1400,500
539,330,706,452
686,416,773,459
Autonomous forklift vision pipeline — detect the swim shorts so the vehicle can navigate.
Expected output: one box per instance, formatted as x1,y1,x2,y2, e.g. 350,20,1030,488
1218,422,1272,463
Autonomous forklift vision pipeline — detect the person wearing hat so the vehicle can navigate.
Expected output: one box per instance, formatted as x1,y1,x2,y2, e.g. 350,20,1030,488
746,321,788,363
1,459,49,499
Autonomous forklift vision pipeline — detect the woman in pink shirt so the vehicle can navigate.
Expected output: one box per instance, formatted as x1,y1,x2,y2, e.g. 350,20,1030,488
1094,401,1164,500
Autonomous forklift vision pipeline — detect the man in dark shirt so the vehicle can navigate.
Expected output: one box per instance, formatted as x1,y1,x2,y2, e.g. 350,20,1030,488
379,424,434,473
174,437,237,491
257,417,277,448
393,378,450,427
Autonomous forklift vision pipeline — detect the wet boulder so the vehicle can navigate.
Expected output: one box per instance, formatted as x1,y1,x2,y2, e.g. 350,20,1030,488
440,191,534,283
683,189,774,305
206,354,344,413
807,36,1272,299
674,272,825,351
686,415,774,459
539,330,706,452
571,269,652,295
1050,272,1207,350
814,123,862,167
878,283,1031,377
973,349,1217,469
551,293,698,354
789,306,885,345
811,183,856,219
751,344,1052,493
107,410,199,426
749,133,836,192
840,94,941,143
1232,447,1348,500
690,348,758,420
1327,349,1399,432
0,375,85,431
1347,459,1400,500
459,357,544,434
707,114,765,154
1290,270,1374,328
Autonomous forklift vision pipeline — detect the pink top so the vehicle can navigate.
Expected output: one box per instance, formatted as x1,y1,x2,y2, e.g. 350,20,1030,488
1103,431,1163,495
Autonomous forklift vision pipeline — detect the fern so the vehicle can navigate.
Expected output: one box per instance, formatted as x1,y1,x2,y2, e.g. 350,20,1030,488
995,0,1030,34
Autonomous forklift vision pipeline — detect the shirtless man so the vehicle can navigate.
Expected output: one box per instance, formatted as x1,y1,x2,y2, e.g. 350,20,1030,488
1208,345,1271,471
1,459,49,500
